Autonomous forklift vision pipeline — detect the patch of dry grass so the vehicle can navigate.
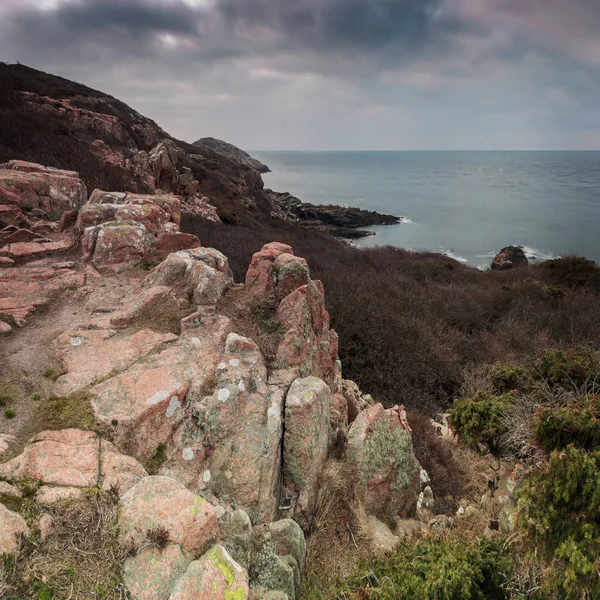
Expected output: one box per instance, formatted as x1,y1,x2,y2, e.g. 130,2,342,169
298,461,373,599
0,486,131,600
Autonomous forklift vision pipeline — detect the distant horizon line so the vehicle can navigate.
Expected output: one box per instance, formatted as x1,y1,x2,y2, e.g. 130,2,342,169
250,149,600,153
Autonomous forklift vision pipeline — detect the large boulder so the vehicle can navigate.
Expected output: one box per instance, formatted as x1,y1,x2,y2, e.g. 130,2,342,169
119,476,218,554
124,543,189,600
490,246,528,271
79,190,200,272
282,377,331,528
347,403,420,521
245,243,309,308
275,280,339,387
82,221,156,272
90,312,230,461
0,160,87,221
165,333,284,523
168,544,250,600
147,247,233,306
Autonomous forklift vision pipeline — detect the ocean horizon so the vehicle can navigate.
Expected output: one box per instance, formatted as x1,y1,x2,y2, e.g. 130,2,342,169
254,150,600,268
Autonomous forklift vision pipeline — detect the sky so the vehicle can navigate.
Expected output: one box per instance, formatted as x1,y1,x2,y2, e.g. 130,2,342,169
2,0,600,150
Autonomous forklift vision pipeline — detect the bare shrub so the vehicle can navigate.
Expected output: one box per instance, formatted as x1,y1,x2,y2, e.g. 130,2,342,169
408,411,469,515
144,526,169,550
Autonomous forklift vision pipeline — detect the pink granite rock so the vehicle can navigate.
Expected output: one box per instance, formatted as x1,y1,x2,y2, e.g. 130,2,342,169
0,503,30,555
166,333,284,523
0,262,84,325
119,476,218,554
90,312,230,461
346,403,420,520
146,247,233,307
115,202,170,236
109,286,181,328
275,280,339,387
0,429,147,500
124,543,189,600
0,161,87,220
282,377,331,528
0,204,28,228
100,439,148,493
245,243,309,307
55,324,178,395
0,429,99,487
82,221,155,272
168,545,249,600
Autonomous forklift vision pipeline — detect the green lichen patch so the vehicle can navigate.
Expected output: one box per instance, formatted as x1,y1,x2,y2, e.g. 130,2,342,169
225,586,247,600
207,546,236,586
360,417,418,493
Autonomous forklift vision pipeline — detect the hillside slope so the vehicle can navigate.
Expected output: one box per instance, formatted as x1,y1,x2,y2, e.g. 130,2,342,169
0,62,273,224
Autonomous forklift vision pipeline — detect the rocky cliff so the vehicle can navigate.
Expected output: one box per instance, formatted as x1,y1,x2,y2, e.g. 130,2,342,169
0,163,429,600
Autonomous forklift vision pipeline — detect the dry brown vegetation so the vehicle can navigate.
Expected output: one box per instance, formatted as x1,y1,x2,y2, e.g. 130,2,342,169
184,217,600,415
217,285,284,366
298,461,372,599
0,487,131,600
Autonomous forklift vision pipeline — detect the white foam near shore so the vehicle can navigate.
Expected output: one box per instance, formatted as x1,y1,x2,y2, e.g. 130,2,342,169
440,248,468,263
520,246,560,262
476,246,559,263
399,217,415,224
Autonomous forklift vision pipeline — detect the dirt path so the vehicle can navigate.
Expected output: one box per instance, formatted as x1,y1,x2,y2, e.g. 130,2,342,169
0,258,146,459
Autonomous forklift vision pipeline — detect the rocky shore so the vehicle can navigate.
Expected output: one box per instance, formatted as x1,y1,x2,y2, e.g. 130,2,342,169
266,190,402,239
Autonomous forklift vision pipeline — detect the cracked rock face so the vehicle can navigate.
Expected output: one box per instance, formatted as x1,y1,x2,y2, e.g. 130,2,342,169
0,237,421,600
0,429,147,502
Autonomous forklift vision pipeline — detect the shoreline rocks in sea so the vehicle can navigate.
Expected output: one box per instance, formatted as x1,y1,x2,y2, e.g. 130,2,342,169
490,246,529,271
266,189,403,239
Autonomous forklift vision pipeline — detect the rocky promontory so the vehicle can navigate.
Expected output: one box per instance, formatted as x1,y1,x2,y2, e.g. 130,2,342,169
193,137,271,174
266,190,402,239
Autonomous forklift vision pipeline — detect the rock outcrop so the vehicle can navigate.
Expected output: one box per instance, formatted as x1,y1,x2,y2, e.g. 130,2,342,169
0,223,421,598
490,246,529,271
193,137,270,173
0,159,87,221
79,189,201,272
347,403,420,521
0,429,147,503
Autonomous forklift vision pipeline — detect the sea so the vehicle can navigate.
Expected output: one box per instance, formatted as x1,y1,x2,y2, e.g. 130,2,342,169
253,151,600,269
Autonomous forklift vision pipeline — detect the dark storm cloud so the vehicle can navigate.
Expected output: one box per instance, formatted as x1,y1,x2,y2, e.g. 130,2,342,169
2,0,455,64
1,0,600,149
11,0,200,39
215,0,447,53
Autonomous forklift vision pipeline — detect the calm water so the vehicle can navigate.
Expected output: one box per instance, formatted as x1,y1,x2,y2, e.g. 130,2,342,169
253,151,600,268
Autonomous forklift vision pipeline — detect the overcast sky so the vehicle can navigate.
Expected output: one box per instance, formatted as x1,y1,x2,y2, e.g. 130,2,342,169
2,0,600,150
